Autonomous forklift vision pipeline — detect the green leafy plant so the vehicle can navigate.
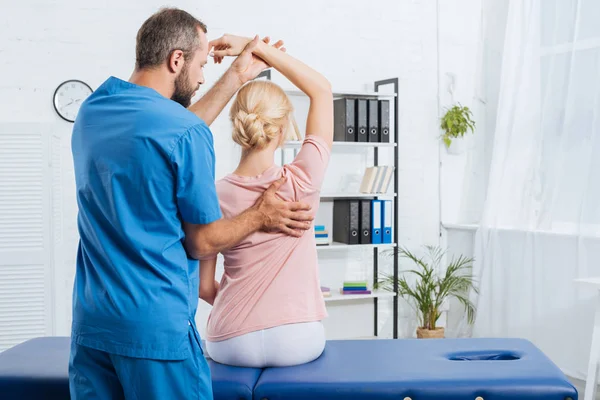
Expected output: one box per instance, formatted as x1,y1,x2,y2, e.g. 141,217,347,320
440,103,475,148
377,245,478,331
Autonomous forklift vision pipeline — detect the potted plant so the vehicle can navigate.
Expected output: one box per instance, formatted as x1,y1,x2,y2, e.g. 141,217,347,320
377,245,478,339
440,103,475,154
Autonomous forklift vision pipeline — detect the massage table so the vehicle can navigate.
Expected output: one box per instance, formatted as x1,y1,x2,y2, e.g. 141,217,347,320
0,336,577,399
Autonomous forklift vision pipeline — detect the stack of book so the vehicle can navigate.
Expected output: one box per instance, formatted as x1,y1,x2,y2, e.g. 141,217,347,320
359,165,394,194
315,225,330,245
340,281,371,295
321,286,331,298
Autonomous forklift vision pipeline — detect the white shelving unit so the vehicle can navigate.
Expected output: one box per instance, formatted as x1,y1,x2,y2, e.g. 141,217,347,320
283,141,396,149
324,290,396,303
320,192,396,199
284,89,397,99
316,242,396,252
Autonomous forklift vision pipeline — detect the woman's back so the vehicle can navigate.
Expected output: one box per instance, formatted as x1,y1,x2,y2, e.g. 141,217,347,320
202,34,333,367
206,136,330,342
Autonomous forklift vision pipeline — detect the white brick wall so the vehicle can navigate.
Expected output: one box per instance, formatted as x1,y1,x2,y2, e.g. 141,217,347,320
0,0,483,338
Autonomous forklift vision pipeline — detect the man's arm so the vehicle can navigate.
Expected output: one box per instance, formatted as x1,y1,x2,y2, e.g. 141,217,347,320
199,258,219,305
188,36,285,125
184,207,262,259
183,176,313,259
188,70,242,126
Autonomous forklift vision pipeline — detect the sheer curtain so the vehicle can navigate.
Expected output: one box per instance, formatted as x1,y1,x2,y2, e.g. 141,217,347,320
461,0,600,379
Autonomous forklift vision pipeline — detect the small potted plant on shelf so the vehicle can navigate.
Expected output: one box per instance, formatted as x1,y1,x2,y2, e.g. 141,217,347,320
377,245,478,339
440,103,475,154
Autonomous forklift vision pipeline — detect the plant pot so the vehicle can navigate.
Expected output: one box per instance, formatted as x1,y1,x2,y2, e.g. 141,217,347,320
416,327,445,339
446,139,466,155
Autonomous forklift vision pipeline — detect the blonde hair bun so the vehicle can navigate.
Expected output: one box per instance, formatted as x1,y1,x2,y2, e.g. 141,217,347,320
230,81,301,151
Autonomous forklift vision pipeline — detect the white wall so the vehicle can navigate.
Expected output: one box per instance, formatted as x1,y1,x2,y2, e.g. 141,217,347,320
438,0,484,226
0,0,485,341
439,0,509,227
438,0,510,337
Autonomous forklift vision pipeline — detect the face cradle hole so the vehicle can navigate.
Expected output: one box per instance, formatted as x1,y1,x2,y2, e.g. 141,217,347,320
448,352,520,361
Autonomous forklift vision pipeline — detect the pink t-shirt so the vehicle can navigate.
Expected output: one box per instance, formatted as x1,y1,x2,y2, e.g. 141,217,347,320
204,135,330,342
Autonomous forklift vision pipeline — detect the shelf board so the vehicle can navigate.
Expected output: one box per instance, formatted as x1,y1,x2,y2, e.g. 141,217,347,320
320,193,396,199
316,242,396,251
323,289,396,303
284,89,397,98
282,141,396,148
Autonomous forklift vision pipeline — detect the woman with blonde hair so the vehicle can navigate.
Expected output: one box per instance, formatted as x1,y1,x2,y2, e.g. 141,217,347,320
198,35,333,368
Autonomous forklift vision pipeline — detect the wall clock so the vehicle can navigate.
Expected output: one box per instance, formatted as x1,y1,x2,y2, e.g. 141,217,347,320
53,80,93,123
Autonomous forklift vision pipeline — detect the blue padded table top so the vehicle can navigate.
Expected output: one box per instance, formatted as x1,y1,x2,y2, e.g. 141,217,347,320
254,338,578,400
0,336,71,400
0,336,579,400
208,359,262,400
0,336,263,400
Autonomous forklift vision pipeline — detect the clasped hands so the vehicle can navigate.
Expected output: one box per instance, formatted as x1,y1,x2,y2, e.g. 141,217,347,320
208,34,285,84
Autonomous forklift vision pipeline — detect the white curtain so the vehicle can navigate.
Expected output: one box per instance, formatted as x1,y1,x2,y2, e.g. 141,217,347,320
462,0,600,380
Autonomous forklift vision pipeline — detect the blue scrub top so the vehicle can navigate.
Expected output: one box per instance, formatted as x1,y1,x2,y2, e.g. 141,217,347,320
70,76,222,360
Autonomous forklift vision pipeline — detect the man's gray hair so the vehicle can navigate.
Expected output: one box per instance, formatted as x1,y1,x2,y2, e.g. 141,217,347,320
135,8,207,70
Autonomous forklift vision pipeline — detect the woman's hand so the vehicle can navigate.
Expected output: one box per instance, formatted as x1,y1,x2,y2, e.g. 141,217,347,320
226,36,286,84
209,34,285,64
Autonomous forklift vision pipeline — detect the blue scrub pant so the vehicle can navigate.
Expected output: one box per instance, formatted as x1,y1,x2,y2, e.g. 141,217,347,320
68,326,212,400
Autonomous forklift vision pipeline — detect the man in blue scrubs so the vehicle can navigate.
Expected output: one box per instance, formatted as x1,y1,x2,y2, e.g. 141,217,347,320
69,8,312,399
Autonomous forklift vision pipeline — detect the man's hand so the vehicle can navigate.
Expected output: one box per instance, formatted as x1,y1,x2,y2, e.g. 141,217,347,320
209,34,251,63
210,34,285,62
252,176,314,237
184,176,313,259
210,34,285,84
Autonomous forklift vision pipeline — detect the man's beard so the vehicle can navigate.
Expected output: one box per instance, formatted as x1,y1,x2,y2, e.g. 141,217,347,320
171,66,196,108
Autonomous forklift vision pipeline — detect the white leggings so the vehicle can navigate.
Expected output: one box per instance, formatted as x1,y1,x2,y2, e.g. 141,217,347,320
205,321,325,368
